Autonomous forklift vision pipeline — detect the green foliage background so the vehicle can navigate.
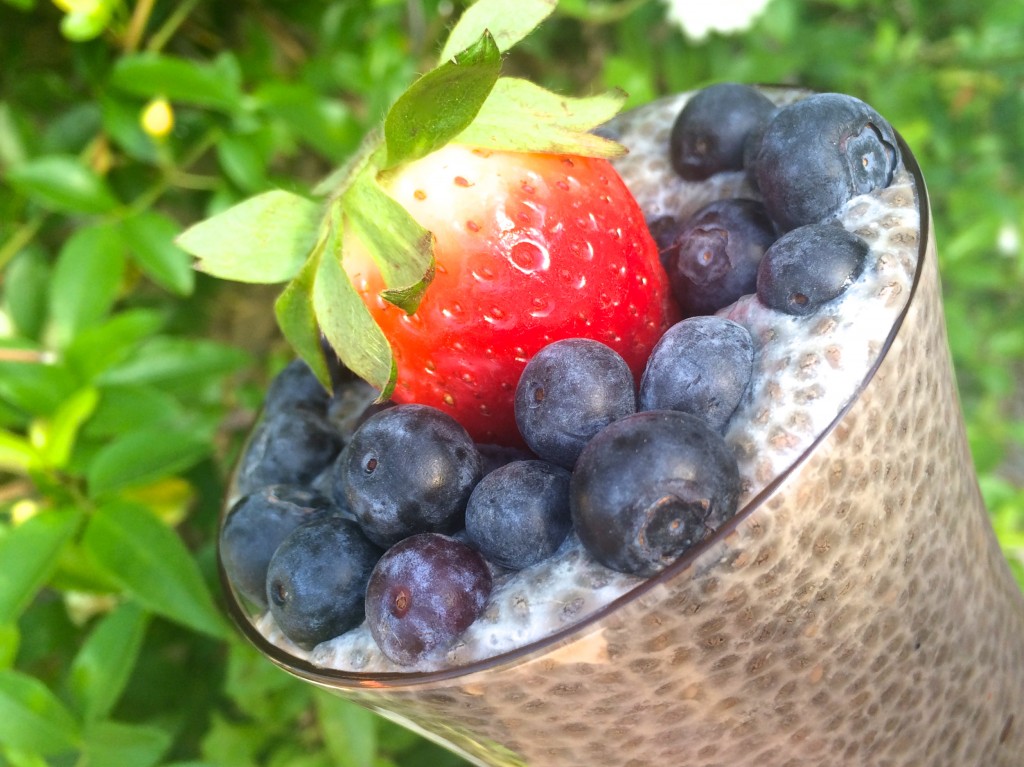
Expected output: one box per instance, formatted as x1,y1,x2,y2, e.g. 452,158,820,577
0,0,1021,764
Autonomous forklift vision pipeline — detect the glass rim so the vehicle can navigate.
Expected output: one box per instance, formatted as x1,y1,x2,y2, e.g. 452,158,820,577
218,117,931,690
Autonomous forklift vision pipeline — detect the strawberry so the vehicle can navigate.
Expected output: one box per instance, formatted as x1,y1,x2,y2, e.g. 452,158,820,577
179,12,675,446
342,144,676,444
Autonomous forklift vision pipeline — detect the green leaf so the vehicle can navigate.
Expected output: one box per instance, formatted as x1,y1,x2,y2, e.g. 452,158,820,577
36,386,99,469
0,429,37,474
255,83,359,162
109,54,243,111
0,509,81,624
274,253,333,390
217,134,270,193
439,0,556,60
2,247,50,341
342,171,435,313
97,337,249,394
314,691,377,767
82,720,171,767
453,77,627,157
178,190,321,284
0,356,78,417
0,624,18,670
123,212,195,296
312,207,396,398
384,31,501,167
81,502,230,639
0,669,81,755
4,155,119,214
48,223,126,345
69,602,149,721
64,309,166,382
86,425,211,496
83,385,184,439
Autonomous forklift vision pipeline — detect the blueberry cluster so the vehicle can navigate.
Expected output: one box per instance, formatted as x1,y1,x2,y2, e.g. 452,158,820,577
658,84,900,319
223,336,748,663
221,85,905,668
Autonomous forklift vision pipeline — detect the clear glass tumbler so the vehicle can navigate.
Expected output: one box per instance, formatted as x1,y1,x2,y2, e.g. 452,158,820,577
219,92,1024,767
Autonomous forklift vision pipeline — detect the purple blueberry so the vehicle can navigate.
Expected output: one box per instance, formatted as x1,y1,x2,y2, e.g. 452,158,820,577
755,92,900,231
639,317,754,433
265,514,383,649
515,338,636,469
756,223,869,315
661,198,777,317
465,460,572,570
365,533,492,665
571,410,741,577
220,485,335,608
334,404,482,548
669,83,777,181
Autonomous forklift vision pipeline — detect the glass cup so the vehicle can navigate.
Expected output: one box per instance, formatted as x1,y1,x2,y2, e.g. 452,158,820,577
219,91,1024,767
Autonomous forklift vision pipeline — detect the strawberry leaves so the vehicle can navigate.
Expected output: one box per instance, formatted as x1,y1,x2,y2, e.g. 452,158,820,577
439,0,557,60
178,190,320,283
177,0,630,396
455,78,627,158
383,31,501,168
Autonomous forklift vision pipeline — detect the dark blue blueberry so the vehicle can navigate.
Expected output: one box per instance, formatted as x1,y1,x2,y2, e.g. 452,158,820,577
476,443,536,476
571,410,741,577
465,460,572,570
365,533,492,665
265,514,383,649
236,407,343,495
334,404,482,548
669,83,777,181
326,377,386,441
515,339,636,469
639,316,754,433
755,93,900,231
264,359,330,416
661,198,777,317
756,223,869,315
220,485,335,608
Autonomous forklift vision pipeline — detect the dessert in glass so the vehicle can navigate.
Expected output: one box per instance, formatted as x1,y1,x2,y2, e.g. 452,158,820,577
216,84,1024,767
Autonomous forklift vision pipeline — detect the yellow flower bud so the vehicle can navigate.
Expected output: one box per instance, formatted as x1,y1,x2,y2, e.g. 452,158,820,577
141,97,174,139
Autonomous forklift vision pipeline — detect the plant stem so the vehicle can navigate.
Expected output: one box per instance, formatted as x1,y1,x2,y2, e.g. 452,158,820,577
146,0,201,53
0,214,45,271
124,0,157,53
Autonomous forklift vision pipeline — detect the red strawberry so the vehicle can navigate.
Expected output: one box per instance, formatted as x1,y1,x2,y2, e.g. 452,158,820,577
342,144,677,445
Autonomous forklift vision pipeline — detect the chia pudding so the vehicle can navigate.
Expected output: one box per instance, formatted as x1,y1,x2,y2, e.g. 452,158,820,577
222,86,920,674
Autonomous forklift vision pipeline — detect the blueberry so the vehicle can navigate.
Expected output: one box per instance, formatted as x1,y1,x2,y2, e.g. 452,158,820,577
755,93,900,231
639,317,754,432
465,460,572,570
236,408,343,495
265,514,382,649
326,378,388,442
220,485,335,608
756,223,869,315
365,533,492,665
661,198,777,317
571,410,741,577
264,359,331,416
515,339,636,469
476,442,536,476
334,404,483,548
669,83,777,181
